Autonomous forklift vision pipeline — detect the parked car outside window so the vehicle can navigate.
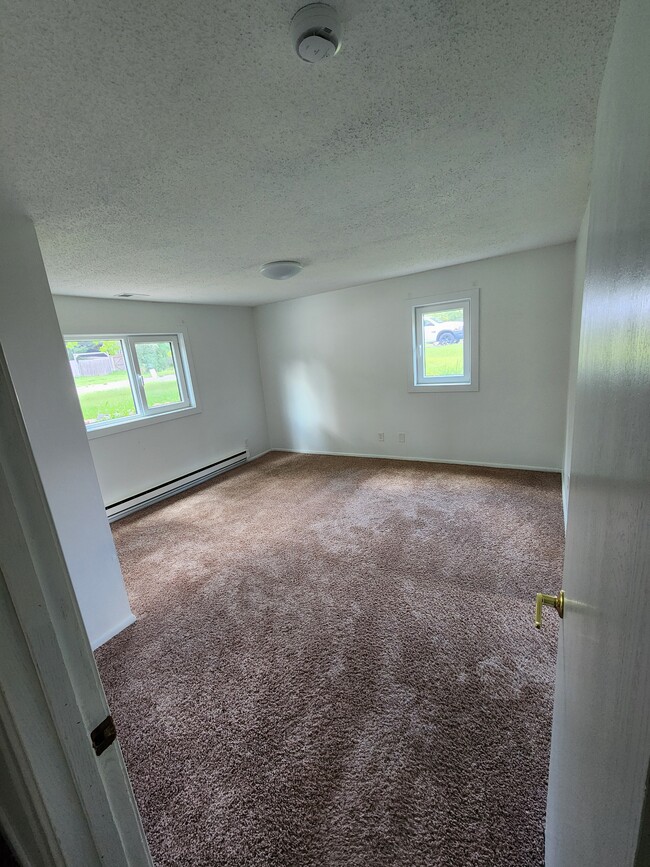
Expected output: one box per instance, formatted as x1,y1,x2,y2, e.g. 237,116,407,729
423,316,464,345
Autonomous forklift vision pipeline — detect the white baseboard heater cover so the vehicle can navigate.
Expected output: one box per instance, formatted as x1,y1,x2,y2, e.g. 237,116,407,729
105,449,248,522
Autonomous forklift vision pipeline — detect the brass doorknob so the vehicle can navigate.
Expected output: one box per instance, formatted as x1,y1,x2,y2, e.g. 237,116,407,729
535,590,564,628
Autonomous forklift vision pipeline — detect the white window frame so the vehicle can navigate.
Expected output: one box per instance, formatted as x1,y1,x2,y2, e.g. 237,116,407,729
408,288,479,393
64,332,199,437
126,334,192,415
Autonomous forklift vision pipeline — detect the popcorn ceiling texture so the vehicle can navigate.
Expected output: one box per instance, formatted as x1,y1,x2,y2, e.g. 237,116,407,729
97,452,563,866
1,0,618,304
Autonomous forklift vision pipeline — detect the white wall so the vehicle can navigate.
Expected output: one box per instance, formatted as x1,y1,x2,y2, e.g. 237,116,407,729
53,296,269,507
562,205,590,517
0,217,134,649
255,243,575,470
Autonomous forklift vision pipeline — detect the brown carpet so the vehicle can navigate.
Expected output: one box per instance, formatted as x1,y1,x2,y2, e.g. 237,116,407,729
96,452,563,867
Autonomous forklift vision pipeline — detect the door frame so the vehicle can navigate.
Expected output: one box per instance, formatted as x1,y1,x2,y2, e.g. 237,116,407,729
0,344,152,866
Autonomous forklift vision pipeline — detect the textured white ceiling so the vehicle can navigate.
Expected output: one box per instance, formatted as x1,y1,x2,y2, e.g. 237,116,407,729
1,0,618,305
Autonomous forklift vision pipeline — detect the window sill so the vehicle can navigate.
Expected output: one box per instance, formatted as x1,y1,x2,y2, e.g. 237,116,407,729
86,405,201,439
408,382,479,393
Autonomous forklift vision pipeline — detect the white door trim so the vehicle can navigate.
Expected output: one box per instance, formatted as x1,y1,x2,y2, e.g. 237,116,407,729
0,344,152,866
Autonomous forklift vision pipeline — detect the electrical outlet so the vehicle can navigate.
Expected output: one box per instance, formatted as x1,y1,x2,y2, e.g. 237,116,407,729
398,433,406,444
378,432,384,442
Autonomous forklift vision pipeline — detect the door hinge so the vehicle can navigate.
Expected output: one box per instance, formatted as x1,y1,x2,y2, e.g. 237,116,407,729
90,715,117,756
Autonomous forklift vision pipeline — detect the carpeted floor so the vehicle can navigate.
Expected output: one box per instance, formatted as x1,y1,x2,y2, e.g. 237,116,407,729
96,452,563,867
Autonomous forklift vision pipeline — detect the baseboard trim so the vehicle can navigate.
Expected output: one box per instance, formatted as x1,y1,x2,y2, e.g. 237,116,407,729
270,448,560,474
91,612,137,651
248,448,273,461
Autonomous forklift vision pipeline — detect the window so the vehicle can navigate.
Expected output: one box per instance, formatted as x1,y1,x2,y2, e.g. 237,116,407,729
64,333,196,434
409,289,479,392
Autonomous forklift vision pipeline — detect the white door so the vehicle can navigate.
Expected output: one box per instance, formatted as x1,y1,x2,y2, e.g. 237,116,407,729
0,344,153,866
544,0,650,864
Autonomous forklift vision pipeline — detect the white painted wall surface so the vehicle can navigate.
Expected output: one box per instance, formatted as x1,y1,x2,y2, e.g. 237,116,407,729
0,217,134,649
53,295,269,507
562,206,589,517
255,244,575,470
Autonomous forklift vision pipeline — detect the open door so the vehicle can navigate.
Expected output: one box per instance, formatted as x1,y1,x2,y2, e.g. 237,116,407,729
544,0,650,864
0,343,153,866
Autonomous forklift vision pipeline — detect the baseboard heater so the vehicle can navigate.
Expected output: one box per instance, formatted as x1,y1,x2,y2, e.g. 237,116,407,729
105,449,249,522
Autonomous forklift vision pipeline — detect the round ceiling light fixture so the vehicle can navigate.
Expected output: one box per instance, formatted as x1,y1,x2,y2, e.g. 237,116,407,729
260,260,303,280
290,3,342,63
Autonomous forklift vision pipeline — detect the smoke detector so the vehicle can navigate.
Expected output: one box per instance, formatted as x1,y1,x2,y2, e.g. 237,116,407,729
290,4,342,63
